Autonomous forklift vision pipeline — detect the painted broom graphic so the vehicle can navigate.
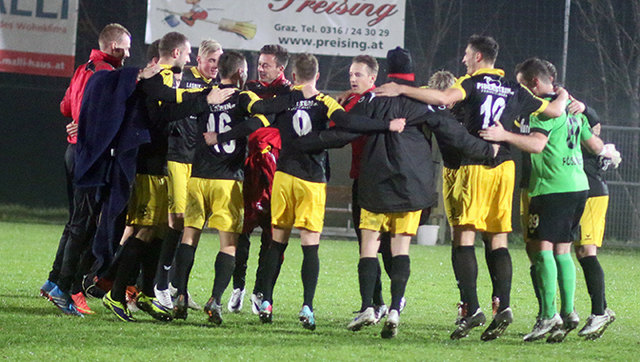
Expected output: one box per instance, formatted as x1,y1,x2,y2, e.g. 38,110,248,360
158,8,257,40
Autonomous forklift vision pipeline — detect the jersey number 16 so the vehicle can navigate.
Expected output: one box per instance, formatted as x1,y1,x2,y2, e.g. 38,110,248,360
207,112,236,154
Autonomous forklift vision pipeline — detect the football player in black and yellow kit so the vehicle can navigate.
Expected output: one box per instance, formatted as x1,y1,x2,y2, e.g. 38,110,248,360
154,39,223,310
170,51,270,324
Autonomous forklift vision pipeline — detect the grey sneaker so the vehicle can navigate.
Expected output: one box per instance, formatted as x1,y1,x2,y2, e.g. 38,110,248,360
186,292,201,310
578,308,615,340
481,307,513,341
251,293,263,315
227,288,245,313
204,297,223,325
154,285,174,310
523,314,562,342
450,308,486,340
380,309,399,339
373,304,388,324
547,311,579,343
347,307,376,331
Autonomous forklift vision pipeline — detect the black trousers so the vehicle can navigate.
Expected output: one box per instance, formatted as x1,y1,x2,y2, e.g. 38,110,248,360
57,186,101,293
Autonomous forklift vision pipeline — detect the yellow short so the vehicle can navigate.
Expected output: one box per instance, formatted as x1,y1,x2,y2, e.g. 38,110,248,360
167,161,192,214
184,177,244,233
576,195,609,247
442,167,459,226
271,171,326,232
127,174,168,226
450,161,515,233
359,208,422,235
520,188,531,241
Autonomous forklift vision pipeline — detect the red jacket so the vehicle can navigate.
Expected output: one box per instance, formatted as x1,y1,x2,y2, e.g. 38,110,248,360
60,49,122,144
345,86,375,179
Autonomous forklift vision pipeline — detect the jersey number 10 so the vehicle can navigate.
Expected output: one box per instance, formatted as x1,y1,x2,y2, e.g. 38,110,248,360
293,109,313,136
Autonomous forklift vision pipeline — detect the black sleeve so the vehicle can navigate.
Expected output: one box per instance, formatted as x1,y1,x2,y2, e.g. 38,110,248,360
583,105,601,128
138,73,179,102
146,94,209,125
330,109,389,132
249,93,292,114
216,116,268,143
424,110,495,162
292,128,361,152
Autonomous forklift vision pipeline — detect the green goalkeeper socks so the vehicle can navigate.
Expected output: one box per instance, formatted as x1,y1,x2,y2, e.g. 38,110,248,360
555,252,576,316
534,250,557,319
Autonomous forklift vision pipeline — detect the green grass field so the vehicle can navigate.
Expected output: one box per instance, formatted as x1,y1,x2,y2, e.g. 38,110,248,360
1,220,639,361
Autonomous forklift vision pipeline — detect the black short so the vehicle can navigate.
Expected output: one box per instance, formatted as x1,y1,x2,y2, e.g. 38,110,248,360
527,191,588,243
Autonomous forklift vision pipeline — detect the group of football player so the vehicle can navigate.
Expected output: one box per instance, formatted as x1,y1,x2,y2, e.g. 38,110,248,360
40,23,620,341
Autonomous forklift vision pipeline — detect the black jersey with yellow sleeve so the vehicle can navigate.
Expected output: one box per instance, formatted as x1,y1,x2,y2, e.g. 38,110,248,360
137,65,210,175
271,87,343,183
167,66,212,164
191,84,268,180
452,68,549,166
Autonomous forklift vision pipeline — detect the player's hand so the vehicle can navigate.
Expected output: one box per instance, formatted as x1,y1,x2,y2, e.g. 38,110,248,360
375,82,402,97
203,131,218,146
554,86,568,101
388,118,406,133
568,95,585,115
336,89,354,105
65,122,78,137
491,143,500,158
478,120,508,142
601,143,622,169
207,87,234,105
138,64,161,80
301,83,319,99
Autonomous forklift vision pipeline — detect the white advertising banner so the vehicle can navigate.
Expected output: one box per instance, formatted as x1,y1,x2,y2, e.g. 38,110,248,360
146,0,405,58
0,0,78,77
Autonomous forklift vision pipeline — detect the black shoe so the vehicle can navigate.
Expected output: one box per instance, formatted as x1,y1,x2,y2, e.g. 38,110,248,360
204,297,223,326
481,307,513,341
173,294,188,320
451,308,486,340
82,274,105,299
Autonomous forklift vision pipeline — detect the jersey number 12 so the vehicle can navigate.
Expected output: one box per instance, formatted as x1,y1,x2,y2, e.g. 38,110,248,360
480,95,506,129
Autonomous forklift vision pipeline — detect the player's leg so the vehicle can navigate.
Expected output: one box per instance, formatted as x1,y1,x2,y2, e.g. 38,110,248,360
230,231,250,310
156,161,190,304
42,144,77,297
450,225,484,340
132,226,172,322
348,226,382,331
480,161,515,340
299,229,320,330
381,234,411,339
576,195,614,338
449,164,486,338
172,226,202,319
353,180,386,315
51,187,100,316
203,179,244,322
205,230,239,324
258,226,289,323
523,239,562,341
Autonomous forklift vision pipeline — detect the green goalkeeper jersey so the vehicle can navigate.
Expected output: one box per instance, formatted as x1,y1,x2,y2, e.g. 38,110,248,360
528,99,592,197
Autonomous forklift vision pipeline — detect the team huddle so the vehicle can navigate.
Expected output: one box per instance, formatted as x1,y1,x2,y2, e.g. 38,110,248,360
40,23,621,342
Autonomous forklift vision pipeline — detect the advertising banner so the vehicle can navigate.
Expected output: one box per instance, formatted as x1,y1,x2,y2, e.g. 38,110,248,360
0,0,79,77
146,0,405,58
